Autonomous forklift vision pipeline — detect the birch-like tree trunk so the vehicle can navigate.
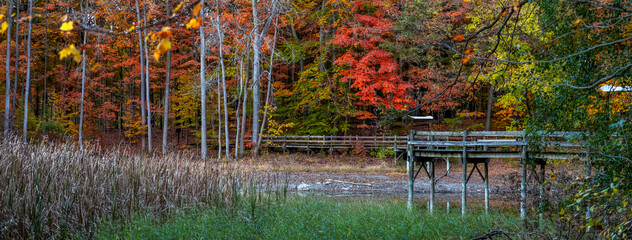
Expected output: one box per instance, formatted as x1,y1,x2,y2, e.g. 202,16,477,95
143,0,152,152
11,0,19,129
22,0,33,142
135,0,147,151
200,0,208,160
251,0,278,156
78,31,88,150
216,3,230,159
163,0,172,154
4,0,13,139
254,16,279,155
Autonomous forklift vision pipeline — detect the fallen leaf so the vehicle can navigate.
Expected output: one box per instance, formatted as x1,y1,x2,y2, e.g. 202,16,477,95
464,48,473,55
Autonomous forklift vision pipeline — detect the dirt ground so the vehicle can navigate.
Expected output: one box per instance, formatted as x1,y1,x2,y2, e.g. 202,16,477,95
246,152,583,202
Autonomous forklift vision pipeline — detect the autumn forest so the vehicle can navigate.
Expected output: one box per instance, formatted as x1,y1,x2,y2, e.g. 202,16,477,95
2,0,632,238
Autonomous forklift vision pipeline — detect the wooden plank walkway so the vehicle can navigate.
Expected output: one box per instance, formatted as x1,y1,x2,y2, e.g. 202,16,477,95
262,131,588,219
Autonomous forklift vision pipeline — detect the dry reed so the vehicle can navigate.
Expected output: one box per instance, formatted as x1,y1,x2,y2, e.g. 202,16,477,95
0,138,249,239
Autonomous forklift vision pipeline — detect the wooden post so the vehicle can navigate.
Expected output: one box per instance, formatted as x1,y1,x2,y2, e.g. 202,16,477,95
484,161,489,214
283,135,287,153
539,162,545,225
430,159,435,214
462,131,468,217
393,135,398,165
586,148,592,219
520,131,527,220
329,136,334,155
307,135,311,155
407,130,415,210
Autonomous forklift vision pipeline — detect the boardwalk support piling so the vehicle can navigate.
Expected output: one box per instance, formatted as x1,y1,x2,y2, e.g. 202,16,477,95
485,161,489,214
462,130,468,217
520,133,527,220
407,130,415,210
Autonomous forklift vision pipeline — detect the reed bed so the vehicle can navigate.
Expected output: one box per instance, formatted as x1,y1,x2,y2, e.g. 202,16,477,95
0,138,249,239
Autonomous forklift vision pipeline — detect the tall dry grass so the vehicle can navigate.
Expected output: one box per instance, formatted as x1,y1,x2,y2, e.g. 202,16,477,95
0,138,249,239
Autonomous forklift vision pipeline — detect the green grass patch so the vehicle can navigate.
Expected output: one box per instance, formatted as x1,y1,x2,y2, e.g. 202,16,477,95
97,197,520,239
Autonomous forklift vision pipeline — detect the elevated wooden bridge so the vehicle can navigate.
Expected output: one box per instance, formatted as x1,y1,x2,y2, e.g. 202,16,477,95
262,131,589,218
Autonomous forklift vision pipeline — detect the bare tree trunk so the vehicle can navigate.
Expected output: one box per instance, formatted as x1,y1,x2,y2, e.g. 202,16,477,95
135,0,147,151
239,57,249,158
4,0,13,139
163,0,171,154
200,0,208,160
22,0,33,142
254,16,279,155
217,79,221,160
251,0,278,156
251,0,261,150
42,0,50,120
216,4,230,159
143,0,152,152
485,84,494,131
79,31,88,150
234,58,243,158
11,0,19,129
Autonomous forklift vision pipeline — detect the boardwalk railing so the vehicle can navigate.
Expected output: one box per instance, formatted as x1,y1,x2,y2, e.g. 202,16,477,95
261,135,408,151
405,130,587,219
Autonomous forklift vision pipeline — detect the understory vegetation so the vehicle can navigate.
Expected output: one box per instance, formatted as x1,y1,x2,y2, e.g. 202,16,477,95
97,197,520,240
0,138,251,239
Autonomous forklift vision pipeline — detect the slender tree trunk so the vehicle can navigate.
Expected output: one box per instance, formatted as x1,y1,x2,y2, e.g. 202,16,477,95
42,0,50,120
216,6,230,159
135,0,147,151
485,84,494,131
217,79,221,160
11,0,19,128
239,57,249,158
163,0,171,154
251,0,261,150
143,0,152,152
200,0,208,160
79,31,87,150
234,58,243,158
22,0,33,142
4,0,12,139
251,0,277,156
254,16,279,155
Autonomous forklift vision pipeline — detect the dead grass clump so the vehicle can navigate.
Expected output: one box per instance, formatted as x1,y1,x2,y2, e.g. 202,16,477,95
0,138,248,239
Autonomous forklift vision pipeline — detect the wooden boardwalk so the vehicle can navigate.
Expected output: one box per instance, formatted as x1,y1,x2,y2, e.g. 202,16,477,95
262,131,588,218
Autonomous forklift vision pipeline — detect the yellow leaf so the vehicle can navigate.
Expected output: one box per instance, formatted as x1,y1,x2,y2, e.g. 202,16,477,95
128,25,136,32
174,2,184,12
60,21,74,32
59,44,82,63
0,14,4,21
0,22,7,34
464,0,470,2
186,18,201,29
154,38,171,61
193,3,202,16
